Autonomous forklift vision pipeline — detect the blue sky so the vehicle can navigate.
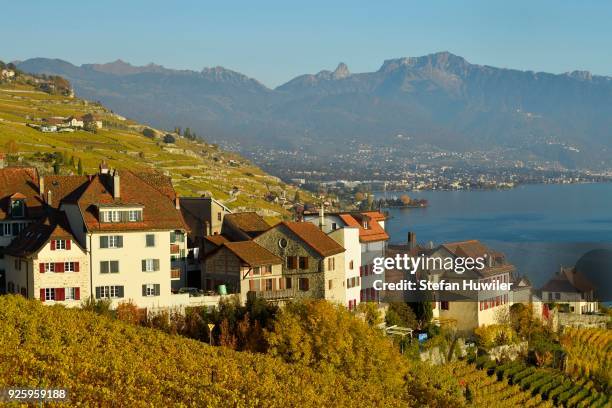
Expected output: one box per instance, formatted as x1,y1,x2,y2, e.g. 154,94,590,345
2,1,610,87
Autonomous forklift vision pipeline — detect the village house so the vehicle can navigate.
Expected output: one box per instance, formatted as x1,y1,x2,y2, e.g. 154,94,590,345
202,240,283,304
304,210,389,304
541,266,598,314
4,214,89,306
81,113,103,129
426,240,515,333
66,116,84,128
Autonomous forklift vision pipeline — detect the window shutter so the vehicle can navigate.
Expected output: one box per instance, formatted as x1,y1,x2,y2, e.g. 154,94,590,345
117,236,123,248
55,262,64,273
75,288,80,300
95,287,101,298
272,279,277,291
249,279,255,291
121,211,128,222
39,263,45,273
66,240,71,250
0,225,4,236
100,236,108,248
75,262,80,272
141,260,146,272
154,284,160,296
111,261,119,273
100,261,108,274
170,231,176,242
50,240,56,250
279,278,285,290
154,259,160,271
40,289,45,301
142,285,146,296
56,288,65,301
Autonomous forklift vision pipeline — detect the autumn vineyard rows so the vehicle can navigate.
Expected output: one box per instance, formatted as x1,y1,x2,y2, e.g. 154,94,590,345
561,327,612,390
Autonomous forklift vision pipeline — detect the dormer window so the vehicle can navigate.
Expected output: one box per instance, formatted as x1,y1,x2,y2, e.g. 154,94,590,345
362,220,369,229
99,208,143,223
10,198,25,218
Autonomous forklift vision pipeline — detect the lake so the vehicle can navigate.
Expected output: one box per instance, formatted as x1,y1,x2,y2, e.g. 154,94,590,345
378,183,612,288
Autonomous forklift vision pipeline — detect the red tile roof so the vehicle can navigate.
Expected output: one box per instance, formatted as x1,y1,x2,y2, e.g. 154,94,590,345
204,234,230,246
224,212,270,235
5,213,83,257
0,167,44,220
338,213,389,243
218,241,282,267
67,171,187,232
280,221,345,257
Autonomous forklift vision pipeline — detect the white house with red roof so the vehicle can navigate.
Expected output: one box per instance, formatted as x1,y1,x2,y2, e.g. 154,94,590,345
303,209,389,306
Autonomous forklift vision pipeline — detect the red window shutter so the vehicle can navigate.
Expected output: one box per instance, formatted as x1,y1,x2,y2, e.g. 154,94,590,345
272,279,277,291
40,289,46,301
74,262,80,272
50,240,56,250
39,263,45,273
75,287,80,300
66,240,71,250
279,278,285,290
56,288,65,301
55,262,64,273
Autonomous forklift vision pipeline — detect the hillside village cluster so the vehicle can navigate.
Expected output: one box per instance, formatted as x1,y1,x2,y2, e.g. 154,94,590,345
0,161,601,333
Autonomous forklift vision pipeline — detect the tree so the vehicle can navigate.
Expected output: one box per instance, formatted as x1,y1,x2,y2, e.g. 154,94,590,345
174,126,182,136
354,192,365,202
385,302,417,328
184,127,191,139
409,301,433,330
400,194,411,205
356,302,383,327
53,162,60,175
293,191,301,203
142,128,155,138
163,134,176,144
77,158,83,175
69,155,75,167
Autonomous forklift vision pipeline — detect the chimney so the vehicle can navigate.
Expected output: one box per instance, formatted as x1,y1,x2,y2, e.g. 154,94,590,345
39,176,45,197
46,190,52,207
175,196,180,210
99,160,109,175
318,205,325,229
407,231,416,250
112,170,120,199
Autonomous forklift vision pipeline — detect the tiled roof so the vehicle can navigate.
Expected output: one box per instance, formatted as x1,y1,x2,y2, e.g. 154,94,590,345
132,170,177,201
0,167,44,220
219,241,282,267
541,267,594,293
338,213,389,242
44,175,89,209
361,211,387,221
204,234,230,246
5,213,82,257
224,212,269,236
442,240,499,259
69,171,187,232
281,221,345,257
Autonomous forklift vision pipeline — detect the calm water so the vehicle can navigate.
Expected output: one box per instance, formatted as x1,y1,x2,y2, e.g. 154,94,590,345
378,183,612,287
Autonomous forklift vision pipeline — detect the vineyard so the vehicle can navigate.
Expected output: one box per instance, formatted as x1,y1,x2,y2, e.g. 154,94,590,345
0,295,463,407
445,362,553,408
475,359,610,408
561,327,611,389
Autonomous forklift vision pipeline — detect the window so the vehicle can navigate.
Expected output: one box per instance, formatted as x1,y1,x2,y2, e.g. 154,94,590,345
331,223,337,230
441,301,449,310
349,260,354,270
253,266,260,276
299,256,308,269
170,231,185,243
555,292,561,300
100,235,123,248
65,287,77,300
128,210,141,222
10,199,25,218
285,277,292,289
143,283,160,297
100,260,119,274
96,285,124,299
146,234,155,247
286,256,297,269
2,223,11,236
44,263,55,273
44,288,56,301
298,278,309,291
265,279,273,291
111,211,120,222
54,239,67,250
142,259,160,272
64,262,75,272
328,279,333,290
217,212,222,221
263,265,272,274
327,257,335,271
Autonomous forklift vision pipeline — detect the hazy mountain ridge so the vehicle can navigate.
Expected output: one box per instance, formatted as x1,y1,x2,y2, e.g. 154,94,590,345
17,52,612,168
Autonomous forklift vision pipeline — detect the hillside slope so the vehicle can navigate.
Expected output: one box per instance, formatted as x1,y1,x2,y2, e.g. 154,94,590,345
0,73,309,217
0,295,462,407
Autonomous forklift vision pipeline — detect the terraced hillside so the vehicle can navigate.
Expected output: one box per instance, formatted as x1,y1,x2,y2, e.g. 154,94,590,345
0,75,311,218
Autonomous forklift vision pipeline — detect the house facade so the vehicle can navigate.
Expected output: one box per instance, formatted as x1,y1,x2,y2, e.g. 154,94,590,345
5,215,89,307
541,267,598,314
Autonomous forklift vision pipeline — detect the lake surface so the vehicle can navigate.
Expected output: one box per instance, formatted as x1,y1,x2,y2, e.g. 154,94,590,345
378,183,612,288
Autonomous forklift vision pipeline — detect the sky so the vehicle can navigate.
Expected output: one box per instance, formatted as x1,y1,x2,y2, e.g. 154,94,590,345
2,1,611,87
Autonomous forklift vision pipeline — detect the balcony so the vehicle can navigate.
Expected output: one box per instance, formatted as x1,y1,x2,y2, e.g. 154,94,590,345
255,288,295,300
170,244,180,254
171,268,181,280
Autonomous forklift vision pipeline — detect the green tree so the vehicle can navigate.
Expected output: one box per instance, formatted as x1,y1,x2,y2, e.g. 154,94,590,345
53,162,60,175
386,302,417,328
293,191,301,203
409,301,433,330
184,127,191,139
77,158,83,175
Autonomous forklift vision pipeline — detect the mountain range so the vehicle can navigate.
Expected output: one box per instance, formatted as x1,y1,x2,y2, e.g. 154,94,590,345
17,52,612,169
